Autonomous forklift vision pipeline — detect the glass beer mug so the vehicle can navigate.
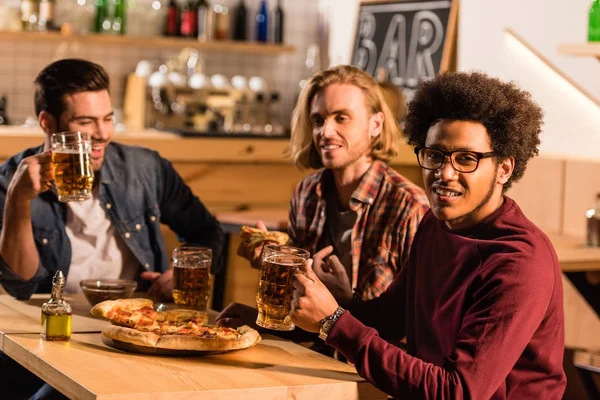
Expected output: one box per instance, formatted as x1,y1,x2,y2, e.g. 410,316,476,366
172,246,213,311
255,244,310,331
50,131,94,202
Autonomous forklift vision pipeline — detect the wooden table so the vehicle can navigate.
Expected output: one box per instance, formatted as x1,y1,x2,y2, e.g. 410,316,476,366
0,295,385,399
0,294,108,350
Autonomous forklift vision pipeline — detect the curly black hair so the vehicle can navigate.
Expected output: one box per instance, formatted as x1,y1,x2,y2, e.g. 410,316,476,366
404,71,543,190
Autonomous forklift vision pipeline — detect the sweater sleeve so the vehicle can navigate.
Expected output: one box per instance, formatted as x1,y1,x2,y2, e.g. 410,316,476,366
326,254,557,399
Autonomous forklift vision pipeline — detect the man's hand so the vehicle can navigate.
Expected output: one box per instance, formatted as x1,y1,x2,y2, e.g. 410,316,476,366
312,246,353,307
7,151,53,202
216,302,262,331
291,260,339,333
140,269,173,301
236,220,269,269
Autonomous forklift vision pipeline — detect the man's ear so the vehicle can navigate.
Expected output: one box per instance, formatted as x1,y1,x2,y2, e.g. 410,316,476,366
496,156,515,185
38,111,57,135
370,111,384,138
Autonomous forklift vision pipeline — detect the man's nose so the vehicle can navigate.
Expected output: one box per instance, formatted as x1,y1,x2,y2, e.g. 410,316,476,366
94,121,111,142
435,156,458,180
322,119,336,138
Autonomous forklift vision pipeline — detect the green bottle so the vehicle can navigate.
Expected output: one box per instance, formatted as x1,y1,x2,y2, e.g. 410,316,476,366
112,0,126,35
94,0,110,33
589,0,600,41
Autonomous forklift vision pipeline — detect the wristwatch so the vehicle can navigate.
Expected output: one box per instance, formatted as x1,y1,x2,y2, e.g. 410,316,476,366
318,306,345,341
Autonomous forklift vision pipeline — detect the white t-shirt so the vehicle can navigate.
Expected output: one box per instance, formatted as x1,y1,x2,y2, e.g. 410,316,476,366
64,191,140,294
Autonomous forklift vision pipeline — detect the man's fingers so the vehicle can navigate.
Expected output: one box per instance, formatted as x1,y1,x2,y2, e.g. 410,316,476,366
313,246,334,261
140,271,161,281
304,260,321,283
256,220,268,232
327,255,346,274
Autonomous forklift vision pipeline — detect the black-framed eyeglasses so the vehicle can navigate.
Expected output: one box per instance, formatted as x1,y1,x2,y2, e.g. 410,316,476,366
414,147,496,173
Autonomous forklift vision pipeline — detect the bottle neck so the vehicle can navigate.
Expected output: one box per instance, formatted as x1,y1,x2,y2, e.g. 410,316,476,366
50,283,65,302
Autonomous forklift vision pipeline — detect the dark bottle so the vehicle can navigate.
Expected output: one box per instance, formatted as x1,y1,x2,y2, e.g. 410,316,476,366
181,0,198,38
0,95,9,125
41,271,72,342
256,0,268,42
273,0,284,43
233,0,247,41
586,193,600,247
94,0,110,33
165,0,180,36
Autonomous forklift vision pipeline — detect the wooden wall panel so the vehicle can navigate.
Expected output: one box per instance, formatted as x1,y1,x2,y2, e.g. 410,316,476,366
507,157,565,235
563,159,600,238
562,274,600,350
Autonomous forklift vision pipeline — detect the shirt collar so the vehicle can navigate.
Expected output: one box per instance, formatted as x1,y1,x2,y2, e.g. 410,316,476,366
316,160,386,207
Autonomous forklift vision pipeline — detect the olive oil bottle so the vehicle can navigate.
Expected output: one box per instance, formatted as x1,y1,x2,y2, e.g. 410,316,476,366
41,271,72,341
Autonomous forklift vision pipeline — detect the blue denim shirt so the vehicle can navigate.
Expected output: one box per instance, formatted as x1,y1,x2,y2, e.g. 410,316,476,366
0,142,224,299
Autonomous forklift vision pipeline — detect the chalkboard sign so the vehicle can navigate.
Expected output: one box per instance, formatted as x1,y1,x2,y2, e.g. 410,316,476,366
351,0,458,99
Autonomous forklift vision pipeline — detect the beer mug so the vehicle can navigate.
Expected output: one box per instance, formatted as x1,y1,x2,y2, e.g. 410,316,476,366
255,244,310,331
50,131,94,202
172,246,213,311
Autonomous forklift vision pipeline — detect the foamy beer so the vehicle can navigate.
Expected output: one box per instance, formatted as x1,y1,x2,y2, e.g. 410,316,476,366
172,246,213,311
256,244,310,331
50,131,94,202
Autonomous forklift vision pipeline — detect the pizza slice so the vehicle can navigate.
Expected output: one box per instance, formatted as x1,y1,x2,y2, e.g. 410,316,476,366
240,225,289,248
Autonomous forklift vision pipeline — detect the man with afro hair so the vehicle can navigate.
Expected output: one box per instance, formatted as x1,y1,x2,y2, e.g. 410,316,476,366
289,71,567,399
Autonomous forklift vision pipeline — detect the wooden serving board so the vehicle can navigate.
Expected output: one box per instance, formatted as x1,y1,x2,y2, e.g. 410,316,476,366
102,335,227,356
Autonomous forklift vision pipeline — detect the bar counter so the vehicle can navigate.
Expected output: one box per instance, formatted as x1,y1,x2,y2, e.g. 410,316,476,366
0,126,422,214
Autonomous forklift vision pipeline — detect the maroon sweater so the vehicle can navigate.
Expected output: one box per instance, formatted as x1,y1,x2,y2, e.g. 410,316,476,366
327,197,566,399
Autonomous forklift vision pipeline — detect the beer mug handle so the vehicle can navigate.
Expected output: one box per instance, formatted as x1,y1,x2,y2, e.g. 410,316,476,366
45,152,57,195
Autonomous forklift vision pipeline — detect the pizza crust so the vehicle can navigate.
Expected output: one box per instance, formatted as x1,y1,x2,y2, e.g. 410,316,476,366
103,325,161,347
156,325,261,351
103,325,260,352
91,298,154,318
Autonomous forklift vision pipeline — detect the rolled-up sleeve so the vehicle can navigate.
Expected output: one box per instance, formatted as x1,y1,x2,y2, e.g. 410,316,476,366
0,255,48,299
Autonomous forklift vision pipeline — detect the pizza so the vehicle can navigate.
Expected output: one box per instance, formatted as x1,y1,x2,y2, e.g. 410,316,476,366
240,225,289,249
91,299,261,352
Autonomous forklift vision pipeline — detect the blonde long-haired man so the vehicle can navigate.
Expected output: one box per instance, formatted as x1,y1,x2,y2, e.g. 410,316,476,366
219,65,428,329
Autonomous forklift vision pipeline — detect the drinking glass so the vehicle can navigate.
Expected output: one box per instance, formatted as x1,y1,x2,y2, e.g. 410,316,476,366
50,131,94,202
172,246,213,311
255,244,310,331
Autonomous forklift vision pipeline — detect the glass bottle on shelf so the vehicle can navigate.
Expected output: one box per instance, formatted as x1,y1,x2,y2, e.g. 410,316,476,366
197,0,214,41
38,0,55,31
0,95,9,126
233,0,247,41
273,0,284,44
41,271,72,342
589,0,600,42
164,0,180,36
586,193,600,247
256,0,268,43
213,1,230,40
20,0,39,32
181,0,198,38
94,0,110,33
112,0,126,35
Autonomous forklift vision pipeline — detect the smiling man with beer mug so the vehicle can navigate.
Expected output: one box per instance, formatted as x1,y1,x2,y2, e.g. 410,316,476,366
0,59,224,300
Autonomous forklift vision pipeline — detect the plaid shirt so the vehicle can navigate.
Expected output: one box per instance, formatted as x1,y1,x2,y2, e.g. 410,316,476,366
288,160,429,300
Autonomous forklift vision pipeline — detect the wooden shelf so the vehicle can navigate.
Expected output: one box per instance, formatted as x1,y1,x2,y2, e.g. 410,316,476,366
558,43,600,59
0,31,295,55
